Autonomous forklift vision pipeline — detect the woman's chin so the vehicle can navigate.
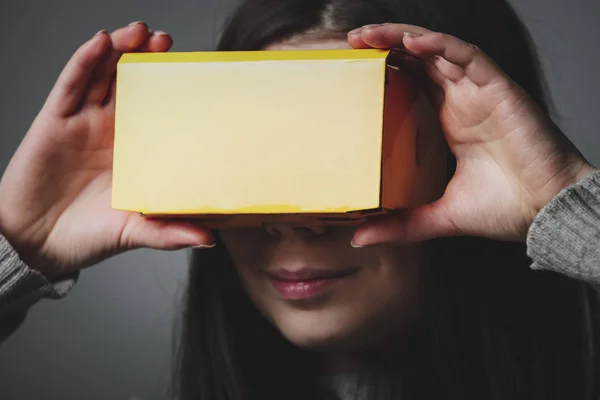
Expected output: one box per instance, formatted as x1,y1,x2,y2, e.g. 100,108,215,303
273,311,370,351
283,329,355,351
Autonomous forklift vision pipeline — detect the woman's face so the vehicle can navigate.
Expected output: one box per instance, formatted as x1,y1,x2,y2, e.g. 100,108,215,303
219,37,428,352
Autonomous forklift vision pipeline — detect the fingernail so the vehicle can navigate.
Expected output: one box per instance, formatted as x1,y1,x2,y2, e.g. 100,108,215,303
403,32,422,39
191,243,216,249
350,239,363,248
349,24,384,36
153,30,169,37
362,24,384,29
95,29,107,36
128,21,147,27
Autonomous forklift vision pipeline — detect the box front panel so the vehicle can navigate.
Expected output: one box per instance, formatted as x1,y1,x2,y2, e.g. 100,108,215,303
112,58,387,214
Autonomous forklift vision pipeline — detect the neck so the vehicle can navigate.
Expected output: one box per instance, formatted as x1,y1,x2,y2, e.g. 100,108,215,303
321,319,422,374
320,352,407,400
318,322,429,399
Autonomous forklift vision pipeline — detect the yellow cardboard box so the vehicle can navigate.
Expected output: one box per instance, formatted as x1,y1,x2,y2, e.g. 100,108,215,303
112,49,447,228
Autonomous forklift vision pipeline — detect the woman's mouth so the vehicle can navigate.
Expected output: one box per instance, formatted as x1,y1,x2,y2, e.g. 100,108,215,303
266,267,358,300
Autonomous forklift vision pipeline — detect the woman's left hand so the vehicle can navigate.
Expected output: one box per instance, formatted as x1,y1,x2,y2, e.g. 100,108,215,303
347,23,596,245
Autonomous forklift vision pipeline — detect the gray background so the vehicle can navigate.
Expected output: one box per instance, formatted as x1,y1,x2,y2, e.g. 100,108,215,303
0,0,598,399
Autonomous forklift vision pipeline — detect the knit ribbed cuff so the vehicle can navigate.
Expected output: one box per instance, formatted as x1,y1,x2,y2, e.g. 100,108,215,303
0,234,78,315
527,170,600,284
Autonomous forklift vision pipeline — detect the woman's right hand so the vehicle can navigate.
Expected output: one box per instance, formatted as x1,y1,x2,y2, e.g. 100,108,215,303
0,22,214,280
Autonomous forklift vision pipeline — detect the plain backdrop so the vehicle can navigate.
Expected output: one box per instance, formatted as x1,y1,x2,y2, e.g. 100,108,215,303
0,0,598,399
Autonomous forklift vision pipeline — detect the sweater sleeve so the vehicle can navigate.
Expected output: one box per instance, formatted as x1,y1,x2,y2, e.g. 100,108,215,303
527,169,600,284
0,234,78,343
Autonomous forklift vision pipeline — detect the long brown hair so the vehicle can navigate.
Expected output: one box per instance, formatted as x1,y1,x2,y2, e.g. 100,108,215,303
173,1,598,399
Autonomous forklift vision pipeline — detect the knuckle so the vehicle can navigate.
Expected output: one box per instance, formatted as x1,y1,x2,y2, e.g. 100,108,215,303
430,32,447,42
468,43,482,54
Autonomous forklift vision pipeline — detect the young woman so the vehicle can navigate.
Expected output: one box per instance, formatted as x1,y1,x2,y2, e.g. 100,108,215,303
0,0,598,399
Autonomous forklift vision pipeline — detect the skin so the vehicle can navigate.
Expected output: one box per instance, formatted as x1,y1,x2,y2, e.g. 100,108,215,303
220,224,427,351
219,38,428,354
0,23,213,279
348,24,596,245
0,22,596,354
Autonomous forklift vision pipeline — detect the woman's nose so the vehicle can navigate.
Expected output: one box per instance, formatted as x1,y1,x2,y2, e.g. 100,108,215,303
262,222,326,239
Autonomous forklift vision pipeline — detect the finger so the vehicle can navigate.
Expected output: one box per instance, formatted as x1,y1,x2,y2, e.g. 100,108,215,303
423,57,452,87
422,78,445,113
385,51,445,106
101,31,173,107
102,74,117,107
347,23,432,50
138,31,174,52
44,31,112,117
121,215,215,251
85,22,153,105
350,200,460,246
109,21,151,53
83,52,114,105
386,53,445,110
429,55,465,84
348,25,457,88
402,32,501,87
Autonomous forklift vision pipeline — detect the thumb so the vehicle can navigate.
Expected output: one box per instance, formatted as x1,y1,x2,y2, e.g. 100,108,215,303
121,216,215,251
351,199,459,246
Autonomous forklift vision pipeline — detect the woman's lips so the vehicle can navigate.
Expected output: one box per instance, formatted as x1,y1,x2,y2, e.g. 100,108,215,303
266,268,357,300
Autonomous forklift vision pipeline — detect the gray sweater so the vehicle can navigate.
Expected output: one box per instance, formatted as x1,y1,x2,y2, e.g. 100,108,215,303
1,170,600,398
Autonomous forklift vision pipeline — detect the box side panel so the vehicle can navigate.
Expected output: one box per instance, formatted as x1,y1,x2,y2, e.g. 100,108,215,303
381,66,447,209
